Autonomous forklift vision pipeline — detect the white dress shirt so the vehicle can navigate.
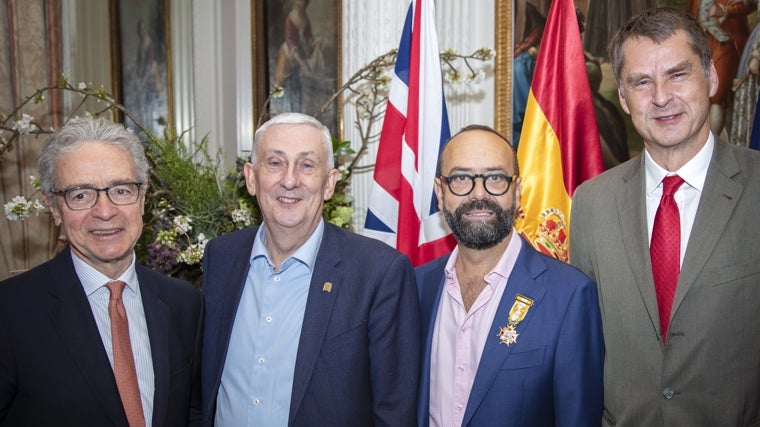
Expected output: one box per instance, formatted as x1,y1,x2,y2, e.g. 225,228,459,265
644,133,713,266
73,252,155,426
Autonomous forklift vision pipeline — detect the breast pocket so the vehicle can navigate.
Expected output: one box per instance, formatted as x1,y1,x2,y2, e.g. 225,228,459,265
500,346,546,370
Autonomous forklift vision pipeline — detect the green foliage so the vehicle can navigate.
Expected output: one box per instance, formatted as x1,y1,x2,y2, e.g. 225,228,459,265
323,137,355,229
137,132,256,285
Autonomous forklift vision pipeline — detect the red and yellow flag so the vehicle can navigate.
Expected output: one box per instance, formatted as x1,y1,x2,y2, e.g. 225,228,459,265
515,0,604,262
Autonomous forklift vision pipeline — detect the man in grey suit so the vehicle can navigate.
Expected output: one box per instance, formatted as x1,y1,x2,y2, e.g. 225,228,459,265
570,7,760,426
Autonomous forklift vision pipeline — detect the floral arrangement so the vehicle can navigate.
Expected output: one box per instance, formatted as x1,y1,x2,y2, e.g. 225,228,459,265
2,48,492,285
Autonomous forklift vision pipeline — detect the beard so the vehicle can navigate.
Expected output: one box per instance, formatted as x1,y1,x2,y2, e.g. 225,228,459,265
443,198,515,250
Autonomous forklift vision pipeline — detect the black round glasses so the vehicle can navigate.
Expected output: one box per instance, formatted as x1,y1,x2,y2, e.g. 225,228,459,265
439,173,518,196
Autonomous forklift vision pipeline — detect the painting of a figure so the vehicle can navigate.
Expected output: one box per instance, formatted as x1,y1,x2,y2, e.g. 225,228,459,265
265,0,340,136
115,0,170,136
510,0,690,168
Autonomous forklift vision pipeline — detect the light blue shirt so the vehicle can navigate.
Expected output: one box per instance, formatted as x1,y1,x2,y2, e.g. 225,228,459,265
73,251,155,426
215,220,324,427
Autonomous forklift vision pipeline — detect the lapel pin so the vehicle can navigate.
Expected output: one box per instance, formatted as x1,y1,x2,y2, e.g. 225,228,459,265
322,282,333,293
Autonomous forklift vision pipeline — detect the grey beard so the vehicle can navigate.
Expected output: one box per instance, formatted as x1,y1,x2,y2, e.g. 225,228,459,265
443,198,514,250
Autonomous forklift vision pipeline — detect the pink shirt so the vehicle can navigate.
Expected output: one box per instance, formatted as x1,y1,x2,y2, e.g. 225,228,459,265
428,232,522,427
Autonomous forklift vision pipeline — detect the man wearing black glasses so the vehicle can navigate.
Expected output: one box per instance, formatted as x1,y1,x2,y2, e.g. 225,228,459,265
415,125,604,427
0,117,203,426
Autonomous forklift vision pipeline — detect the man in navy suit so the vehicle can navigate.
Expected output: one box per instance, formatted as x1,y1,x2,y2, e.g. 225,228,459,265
416,125,604,427
201,112,420,426
0,118,203,426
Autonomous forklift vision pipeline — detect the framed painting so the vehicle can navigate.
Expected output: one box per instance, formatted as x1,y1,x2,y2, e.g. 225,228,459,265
110,0,172,137
253,0,342,137
495,1,685,166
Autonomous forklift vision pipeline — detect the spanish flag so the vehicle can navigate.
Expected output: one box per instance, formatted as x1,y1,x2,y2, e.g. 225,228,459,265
515,0,604,262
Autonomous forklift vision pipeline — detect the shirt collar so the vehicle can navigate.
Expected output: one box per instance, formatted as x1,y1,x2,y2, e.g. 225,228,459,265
251,219,325,272
644,132,714,194
72,250,139,296
444,231,523,285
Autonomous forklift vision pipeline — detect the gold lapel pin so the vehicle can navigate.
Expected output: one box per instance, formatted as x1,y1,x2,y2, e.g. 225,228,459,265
322,282,333,293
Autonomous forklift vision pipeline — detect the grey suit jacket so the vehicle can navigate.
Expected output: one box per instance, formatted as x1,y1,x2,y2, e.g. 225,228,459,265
569,139,760,426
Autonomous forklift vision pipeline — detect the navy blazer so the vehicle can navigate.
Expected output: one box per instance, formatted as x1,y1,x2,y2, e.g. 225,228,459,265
416,237,604,427
201,222,420,426
0,246,204,427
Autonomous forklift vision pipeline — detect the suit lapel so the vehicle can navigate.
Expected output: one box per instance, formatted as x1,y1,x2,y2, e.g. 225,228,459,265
138,267,170,427
47,249,125,425
288,224,343,424
617,158,663,339
462,243,547,426
673,141,742,315
417,257,449,427
213,229,258,385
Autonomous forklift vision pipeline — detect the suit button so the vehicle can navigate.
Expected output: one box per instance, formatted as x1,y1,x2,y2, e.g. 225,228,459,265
662,388,674,399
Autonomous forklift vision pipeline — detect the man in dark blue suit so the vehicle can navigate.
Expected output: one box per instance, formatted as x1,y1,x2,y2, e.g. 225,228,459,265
201,112,420,426
0,118,203,426
416,125,604,427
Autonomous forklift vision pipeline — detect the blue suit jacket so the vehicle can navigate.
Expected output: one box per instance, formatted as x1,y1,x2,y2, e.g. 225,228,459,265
201,222,420,426
0,246,204,427
416,237,604,427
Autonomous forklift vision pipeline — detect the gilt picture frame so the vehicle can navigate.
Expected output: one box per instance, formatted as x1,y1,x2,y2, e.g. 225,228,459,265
253,0,342,137
494,0,513,140
110,0,173,136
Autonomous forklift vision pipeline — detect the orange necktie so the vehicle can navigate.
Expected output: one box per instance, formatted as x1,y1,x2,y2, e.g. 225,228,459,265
650,175,685,342
106,281,146,427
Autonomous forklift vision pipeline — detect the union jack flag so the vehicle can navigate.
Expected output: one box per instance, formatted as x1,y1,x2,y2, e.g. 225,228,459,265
362,0,455,266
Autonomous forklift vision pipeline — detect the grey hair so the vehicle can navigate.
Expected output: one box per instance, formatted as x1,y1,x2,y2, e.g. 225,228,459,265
38,117,150,206
608,7,712,86
251,112,334,169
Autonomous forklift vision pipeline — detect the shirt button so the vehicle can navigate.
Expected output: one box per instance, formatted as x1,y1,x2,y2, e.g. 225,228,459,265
252,398,261,405
258,357,266,365
456,404,463,411
662,388,674,399
274,275,280,282
265,315,273,323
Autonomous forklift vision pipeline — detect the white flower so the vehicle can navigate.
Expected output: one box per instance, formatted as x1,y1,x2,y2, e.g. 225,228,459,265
172,215,193,234
195,233,209,250
32,199,45,212
12,114,38,134
77,82,87,90
271,85,285,99
177,243,204,265
4,196,44,221
28,175,41,190
468,70,486,84
231,208,253,229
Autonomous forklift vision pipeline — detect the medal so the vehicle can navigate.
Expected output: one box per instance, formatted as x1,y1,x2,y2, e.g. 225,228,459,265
498,325,519,346
497,294,534,346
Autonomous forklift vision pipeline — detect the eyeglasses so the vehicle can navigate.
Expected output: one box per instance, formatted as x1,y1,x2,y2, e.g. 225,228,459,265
440,173,517,196
51,182,144,210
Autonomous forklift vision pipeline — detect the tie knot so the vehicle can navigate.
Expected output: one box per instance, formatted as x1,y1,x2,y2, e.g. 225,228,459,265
106,280,127,299
661,175,685,197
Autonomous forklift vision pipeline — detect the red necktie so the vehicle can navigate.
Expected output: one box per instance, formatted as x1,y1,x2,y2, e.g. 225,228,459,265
106,281,146,427
650,175,685,342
